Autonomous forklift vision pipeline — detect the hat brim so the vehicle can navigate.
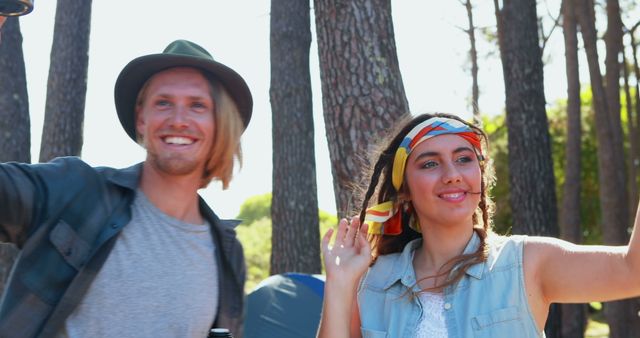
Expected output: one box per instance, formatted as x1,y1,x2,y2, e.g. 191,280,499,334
114,53,253,142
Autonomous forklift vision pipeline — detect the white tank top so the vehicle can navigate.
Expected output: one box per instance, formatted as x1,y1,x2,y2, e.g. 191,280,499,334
414,292,449,338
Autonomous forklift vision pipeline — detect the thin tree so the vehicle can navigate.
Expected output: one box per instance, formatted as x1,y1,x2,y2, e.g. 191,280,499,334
0,17,28,296
494,0,561,336
0,18,29,163
39,0,92,162
604,0,626,178
623,47,638,222
559,1,587,336
460,0,481,126
574,0,640,335
630,21,640,159
314,0,410,217
269,0,321,275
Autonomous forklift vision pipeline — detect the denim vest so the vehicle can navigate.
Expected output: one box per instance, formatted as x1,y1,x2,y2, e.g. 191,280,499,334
357,233,544,338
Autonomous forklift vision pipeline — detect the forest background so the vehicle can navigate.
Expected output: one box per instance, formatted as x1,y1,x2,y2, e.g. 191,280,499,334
2,0,640,337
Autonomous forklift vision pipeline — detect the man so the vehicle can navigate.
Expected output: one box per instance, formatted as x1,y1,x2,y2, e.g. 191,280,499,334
0,39,251,338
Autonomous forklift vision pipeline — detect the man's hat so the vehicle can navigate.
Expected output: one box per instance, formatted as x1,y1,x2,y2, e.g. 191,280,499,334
114,39,253,141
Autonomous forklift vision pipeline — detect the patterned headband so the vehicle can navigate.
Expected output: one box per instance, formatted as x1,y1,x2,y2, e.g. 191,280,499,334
365,117,483,235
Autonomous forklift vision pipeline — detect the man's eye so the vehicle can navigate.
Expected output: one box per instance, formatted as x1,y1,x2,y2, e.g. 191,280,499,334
156,100,171,107
192,102,206,109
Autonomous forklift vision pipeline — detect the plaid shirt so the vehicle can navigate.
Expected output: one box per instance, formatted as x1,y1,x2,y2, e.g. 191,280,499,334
0,157,246,337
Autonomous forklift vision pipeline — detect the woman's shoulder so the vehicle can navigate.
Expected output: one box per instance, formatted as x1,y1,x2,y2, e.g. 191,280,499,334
361,238,421,290
484,233,528,267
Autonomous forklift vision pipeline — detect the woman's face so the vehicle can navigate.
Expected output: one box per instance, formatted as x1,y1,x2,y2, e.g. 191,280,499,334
403,134,482,229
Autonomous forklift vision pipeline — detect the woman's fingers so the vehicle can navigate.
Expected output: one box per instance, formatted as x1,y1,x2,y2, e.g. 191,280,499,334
356,223,371,256
335,218,348,246
321,228,334,254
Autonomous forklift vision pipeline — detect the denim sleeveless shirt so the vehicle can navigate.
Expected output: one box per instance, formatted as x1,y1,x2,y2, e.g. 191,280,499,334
357,233,544,338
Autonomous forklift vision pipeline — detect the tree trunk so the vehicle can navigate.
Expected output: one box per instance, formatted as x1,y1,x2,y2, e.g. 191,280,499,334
574,0,640,335
604,0,625,183
269,0,321,275
0,18,30,163
464,0,481,126
314,0,410,217
0,16,28,298
559,1,587,336
623,49,639,226
631,24,640,166
39,0,92,162
495,0,560,336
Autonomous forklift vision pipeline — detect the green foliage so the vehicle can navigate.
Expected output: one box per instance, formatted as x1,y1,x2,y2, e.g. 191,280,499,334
236,217,271,292
484,86,613,243
236,193,271,225
235,193,338,293
482,114,512,235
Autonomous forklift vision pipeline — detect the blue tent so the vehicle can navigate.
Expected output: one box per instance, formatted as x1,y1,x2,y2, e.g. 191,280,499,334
244,273,325,338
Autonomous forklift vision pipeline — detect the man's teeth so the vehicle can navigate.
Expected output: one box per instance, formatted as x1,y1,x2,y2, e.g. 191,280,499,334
164,136,194,145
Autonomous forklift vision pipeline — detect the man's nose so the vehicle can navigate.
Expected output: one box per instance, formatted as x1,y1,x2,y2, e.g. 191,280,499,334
168,105,189,127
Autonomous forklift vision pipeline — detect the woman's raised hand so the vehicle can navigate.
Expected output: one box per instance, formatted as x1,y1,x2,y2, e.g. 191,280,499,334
321,217,371,286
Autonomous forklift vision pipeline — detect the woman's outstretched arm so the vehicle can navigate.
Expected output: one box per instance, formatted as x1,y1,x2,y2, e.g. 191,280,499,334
524,202,640,317
317,218,370,338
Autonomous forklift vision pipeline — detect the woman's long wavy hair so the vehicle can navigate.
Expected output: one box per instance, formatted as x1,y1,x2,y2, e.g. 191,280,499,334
356,112,496,292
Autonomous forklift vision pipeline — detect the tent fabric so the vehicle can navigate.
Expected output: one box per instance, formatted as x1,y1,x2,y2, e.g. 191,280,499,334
244,273,325,338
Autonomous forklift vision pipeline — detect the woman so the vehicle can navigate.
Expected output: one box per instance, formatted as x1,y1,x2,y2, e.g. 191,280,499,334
317,113,640,337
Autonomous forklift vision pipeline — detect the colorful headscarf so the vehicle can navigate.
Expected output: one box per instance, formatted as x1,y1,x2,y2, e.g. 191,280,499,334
364,116,483,235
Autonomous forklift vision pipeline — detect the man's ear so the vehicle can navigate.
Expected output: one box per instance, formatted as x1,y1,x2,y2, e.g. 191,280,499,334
135,106,145,138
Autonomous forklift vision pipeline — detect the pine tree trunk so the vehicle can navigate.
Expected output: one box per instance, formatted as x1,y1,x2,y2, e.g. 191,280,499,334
269,0,321,275
604,0,626,188
0,18,30,163
464,0,481,126
623,51,639,226
314,0,410,217
39,0,92,162
574,0,640,335
0,16,28,298
560,1,587,336
630,25,640,166
496,0,560,336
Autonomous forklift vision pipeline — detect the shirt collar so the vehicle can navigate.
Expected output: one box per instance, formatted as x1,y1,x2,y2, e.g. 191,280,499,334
382,230,485,290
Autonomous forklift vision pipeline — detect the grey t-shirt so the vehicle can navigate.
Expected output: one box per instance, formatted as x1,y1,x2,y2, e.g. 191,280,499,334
59,189,218,338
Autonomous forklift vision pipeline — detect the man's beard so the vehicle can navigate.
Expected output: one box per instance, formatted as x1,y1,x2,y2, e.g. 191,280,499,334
149,151,202,177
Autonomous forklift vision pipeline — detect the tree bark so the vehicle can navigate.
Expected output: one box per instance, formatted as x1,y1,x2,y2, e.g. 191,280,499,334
0,16,28,299
630,24,640,168
574,0,640,335
604,0,625,184
314,0,410,217
463,0,481,126
39,0,92,162
495,0,560,336
269,0,321,275
559,1,587,336
623,49,639,226
0,18,30,163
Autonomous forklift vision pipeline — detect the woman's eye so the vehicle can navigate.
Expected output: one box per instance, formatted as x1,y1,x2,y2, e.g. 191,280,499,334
421,160,438,169
456,156,473,164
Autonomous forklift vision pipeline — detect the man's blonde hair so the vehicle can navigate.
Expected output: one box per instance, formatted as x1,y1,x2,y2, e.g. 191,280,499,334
135,67,244,189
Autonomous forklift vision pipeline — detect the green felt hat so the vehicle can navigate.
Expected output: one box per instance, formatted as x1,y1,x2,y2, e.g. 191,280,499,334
114,39,253,141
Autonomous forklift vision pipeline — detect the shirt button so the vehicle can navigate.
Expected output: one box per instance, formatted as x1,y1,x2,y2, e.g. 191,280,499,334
111,223,118,229
444,302,452,310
